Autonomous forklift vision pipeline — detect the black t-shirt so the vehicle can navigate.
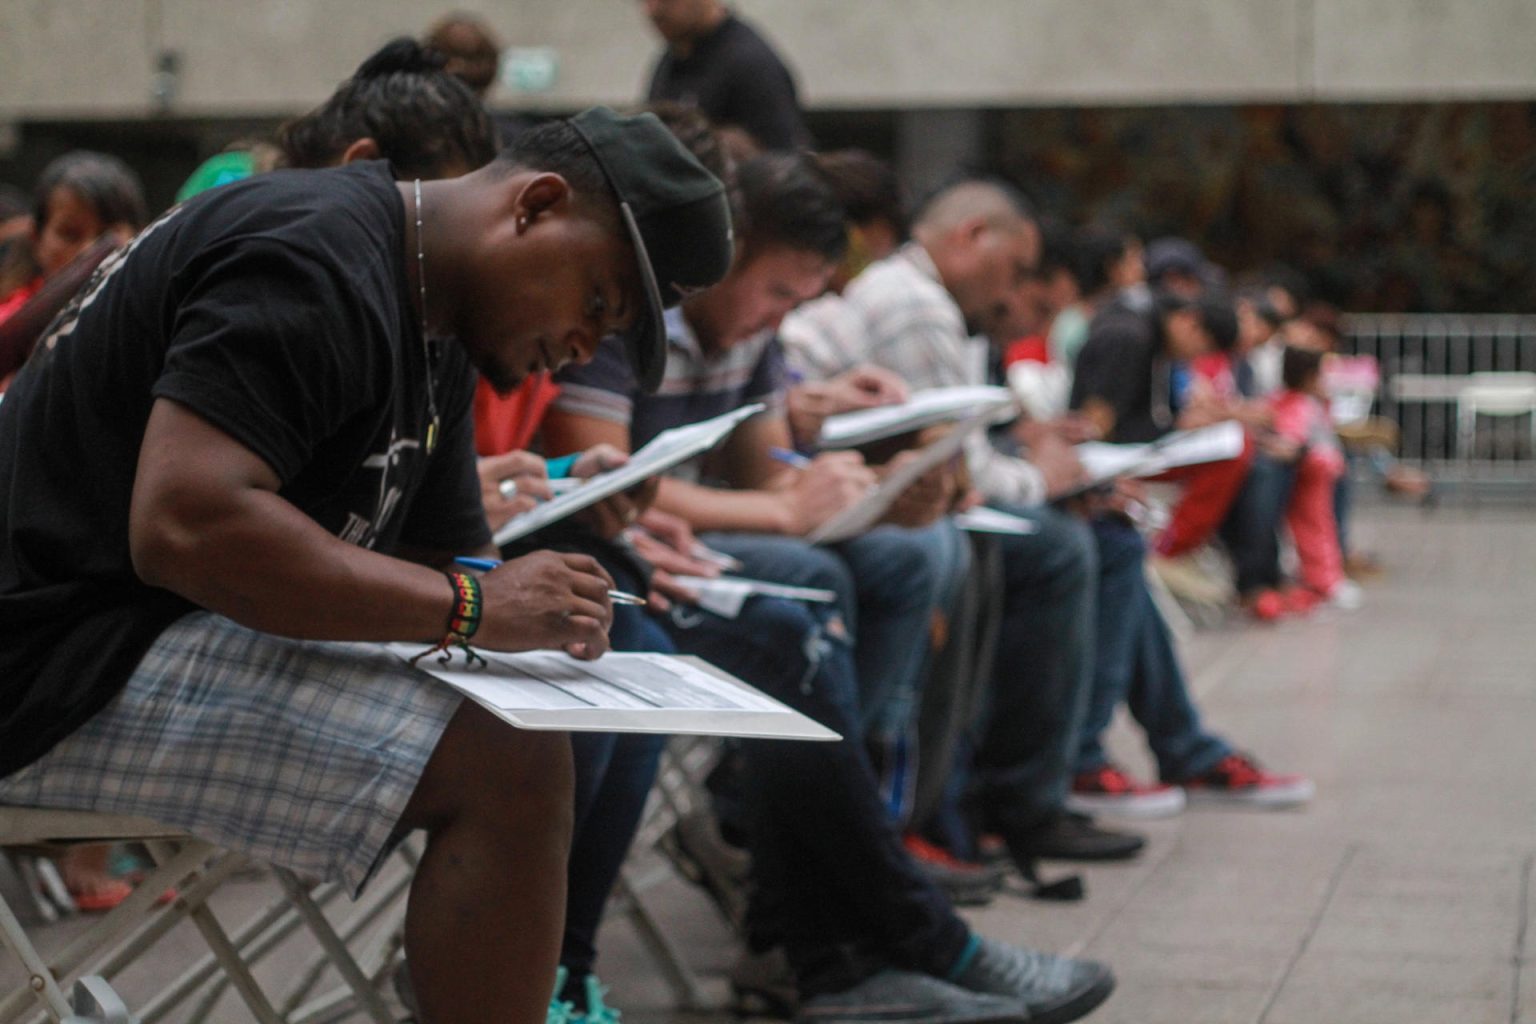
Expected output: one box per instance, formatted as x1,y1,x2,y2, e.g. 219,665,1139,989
0,161,489,778
1069,299,1176,444
646,14,811,151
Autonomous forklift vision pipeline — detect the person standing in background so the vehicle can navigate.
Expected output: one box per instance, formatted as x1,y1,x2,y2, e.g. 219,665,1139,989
641,0,811,151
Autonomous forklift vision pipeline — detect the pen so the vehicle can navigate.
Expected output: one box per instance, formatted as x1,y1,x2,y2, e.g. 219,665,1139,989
769,446,812,469
453,557,647,606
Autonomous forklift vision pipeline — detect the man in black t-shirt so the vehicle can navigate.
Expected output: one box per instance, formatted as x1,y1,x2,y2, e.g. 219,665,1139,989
0,108,732,1024
642,0,811,151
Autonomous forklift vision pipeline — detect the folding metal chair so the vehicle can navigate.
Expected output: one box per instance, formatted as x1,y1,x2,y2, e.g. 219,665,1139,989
0,806,413,1024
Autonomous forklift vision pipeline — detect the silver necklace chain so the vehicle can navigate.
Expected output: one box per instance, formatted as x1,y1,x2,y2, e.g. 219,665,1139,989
413,178,440,453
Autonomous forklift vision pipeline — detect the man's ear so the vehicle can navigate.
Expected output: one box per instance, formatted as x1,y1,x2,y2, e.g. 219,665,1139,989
338,137,382,165
510,173,572,232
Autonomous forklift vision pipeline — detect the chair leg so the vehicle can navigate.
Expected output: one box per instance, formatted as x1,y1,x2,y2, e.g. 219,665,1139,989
0,884,75,1022
271,869,395,1024
616,870,709,1011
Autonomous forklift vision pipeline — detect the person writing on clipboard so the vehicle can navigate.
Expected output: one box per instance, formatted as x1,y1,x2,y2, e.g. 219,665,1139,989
0,109,733,1024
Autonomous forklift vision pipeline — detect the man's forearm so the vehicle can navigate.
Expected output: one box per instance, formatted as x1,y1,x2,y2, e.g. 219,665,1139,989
133,485,462,645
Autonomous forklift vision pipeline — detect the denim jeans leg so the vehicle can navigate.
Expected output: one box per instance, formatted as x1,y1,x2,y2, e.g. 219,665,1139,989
562,574,674,980
1075,517,1148,773
1123,572,1232,782
664,535,968,997
972,505,1096,833
1220,452,1297,595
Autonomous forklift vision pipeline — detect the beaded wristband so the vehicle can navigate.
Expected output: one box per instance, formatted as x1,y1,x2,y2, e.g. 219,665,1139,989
445,570,483,640
411,571,486,668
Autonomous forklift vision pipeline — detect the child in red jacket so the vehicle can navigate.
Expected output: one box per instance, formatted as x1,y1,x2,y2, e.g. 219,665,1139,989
1271,346,1360,609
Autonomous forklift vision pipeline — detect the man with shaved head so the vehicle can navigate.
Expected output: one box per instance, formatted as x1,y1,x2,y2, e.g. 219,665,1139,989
786,179,1151,868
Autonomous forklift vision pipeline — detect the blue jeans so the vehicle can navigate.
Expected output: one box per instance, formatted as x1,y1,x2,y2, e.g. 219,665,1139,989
561,564,670,984
1220,452,1296,595
665,532,967,998
1076,518,1230,781
970,504,1097,834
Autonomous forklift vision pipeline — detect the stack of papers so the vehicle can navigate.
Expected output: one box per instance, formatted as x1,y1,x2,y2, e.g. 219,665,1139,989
818,386,1017,449
391,645,838,740
493,404,764,546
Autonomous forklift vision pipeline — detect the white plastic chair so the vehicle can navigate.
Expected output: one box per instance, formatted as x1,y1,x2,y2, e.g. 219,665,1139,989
1455,371,1536,459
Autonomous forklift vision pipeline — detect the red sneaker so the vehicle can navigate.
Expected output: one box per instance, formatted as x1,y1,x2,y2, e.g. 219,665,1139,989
1244,589,1287,622
902,835,1003,906
1176,753,1315,809
1280,586,1322,616
1067,764,1186,819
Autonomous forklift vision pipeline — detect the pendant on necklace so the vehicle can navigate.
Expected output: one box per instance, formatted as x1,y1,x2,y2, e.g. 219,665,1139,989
426,416,440,454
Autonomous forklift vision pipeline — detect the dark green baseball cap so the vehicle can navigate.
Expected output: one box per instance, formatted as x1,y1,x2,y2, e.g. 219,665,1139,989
569,106,734,392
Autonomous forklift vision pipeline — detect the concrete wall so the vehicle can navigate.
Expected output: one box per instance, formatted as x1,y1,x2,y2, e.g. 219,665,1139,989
3,0,1536,120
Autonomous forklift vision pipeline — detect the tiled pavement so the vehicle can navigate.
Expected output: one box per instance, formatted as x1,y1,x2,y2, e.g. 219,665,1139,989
4,502,1533,1023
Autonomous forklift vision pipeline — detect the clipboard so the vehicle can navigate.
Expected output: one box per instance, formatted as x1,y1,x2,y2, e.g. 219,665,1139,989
808,409,993,544
1052,421,1245,503
493,403,765,546
818,386,1016,449
389,645,839,741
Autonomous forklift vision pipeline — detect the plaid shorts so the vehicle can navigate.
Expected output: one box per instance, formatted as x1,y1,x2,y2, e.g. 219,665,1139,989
0,612,461,895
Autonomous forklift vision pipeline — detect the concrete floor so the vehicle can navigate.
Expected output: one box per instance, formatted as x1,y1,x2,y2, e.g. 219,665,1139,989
603,501,1536,1024
4,502,1533,1024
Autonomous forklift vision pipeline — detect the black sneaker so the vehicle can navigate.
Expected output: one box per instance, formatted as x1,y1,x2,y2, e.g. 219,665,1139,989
732,946,799,1019
797,969,1027,1024
1001,811,1145,862
904,835,1005,907
951,936,1114,1024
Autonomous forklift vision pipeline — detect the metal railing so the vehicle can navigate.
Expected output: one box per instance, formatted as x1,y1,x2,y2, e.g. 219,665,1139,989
1340,314,1536,490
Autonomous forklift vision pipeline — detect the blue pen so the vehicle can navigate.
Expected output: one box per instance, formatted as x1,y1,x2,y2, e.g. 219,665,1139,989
769,446,812,469
453,557,647,605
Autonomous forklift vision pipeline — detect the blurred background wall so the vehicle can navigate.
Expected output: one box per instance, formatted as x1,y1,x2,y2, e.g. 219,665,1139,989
3,0,1534,311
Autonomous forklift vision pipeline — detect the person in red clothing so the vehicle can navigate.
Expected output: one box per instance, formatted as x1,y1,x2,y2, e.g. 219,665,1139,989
0,152,146,389
1072,291,1250,542
1270,346,1360,610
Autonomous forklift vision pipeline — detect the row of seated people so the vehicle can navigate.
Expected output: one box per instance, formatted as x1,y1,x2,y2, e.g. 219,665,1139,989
0,38,1330,1024
994,224,1431,620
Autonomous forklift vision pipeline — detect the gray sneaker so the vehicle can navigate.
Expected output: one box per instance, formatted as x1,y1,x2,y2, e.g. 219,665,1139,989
796,969,1027,1024
950,937,1113,1024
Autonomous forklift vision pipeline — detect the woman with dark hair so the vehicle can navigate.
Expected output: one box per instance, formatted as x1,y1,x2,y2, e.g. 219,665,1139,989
277,37,496,180
0,151,147,388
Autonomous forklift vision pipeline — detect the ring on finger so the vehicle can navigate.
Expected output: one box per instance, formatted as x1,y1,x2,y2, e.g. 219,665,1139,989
498,478,518,500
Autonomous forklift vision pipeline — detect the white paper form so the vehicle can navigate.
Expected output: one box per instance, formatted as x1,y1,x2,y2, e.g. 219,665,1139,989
808,409,993,544
493,404,765,546
1071,421,1245,490
669,575,838,619
817,386,1017,449
387,645,838,740
952,507,1040,536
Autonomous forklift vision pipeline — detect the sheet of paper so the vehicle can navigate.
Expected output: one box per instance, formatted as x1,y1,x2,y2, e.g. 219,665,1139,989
952,507,1040,536
493,404,764,546
1074,421,1245,485
387,645,838,740
670,575,839,619
809,410,991,544
818,386,1017,449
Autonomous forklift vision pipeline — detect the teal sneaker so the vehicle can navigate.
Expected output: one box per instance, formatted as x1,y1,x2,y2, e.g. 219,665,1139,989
548,966,578,1024
579,973,622,1024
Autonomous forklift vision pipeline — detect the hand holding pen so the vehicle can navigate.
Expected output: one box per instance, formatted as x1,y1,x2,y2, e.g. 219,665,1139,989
453,553,622,660
769,447,876,537
455,557,647,606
